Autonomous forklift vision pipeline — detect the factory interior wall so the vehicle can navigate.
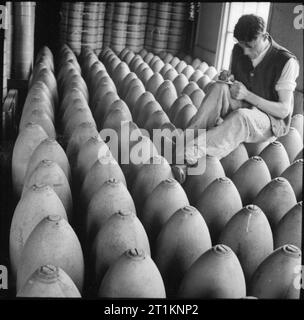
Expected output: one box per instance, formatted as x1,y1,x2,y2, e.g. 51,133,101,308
193,3,223,66
267,3,303,114
268,3,303,91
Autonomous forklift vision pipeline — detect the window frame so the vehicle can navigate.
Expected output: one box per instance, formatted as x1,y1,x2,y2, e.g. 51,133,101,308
215,2,272,72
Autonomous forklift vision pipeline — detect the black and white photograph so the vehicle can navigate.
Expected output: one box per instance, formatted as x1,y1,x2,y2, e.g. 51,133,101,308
0,1,303,310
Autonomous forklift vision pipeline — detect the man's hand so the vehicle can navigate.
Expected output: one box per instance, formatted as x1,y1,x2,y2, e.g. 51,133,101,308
219,70,231,81
230,81,249,100
219,70,234,82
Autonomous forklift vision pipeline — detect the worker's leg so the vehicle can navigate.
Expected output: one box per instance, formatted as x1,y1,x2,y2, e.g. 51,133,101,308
187,82,242,130
185,107,274,162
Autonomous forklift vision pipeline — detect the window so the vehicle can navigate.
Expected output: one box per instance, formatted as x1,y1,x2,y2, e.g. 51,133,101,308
215,2,271,71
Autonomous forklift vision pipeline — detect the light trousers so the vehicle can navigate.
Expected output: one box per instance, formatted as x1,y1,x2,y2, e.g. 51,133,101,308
184,82,274,160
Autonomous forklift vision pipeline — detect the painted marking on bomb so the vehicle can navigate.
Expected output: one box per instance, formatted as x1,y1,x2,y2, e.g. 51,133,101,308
246,213,252,233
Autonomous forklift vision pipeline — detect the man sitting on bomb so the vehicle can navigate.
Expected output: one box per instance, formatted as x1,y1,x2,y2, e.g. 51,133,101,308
172,14,300,183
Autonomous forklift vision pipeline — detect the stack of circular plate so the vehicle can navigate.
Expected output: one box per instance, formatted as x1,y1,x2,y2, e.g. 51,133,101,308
3,3,12,100
82,2,99,51
59,2,69,43
152,2,172,54
111,3,130,54
4,2,13,86
103,2,115,48
167,2,189,55
126,2,148,53
144,2,158,52
13,2,36,79
3,49,7,101
66,2,84,56
95,2,106,55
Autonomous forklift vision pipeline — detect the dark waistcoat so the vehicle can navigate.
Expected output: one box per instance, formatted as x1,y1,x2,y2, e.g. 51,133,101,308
231,36,297,137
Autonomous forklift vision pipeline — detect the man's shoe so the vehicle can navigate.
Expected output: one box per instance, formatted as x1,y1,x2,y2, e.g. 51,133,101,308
171,164,187,184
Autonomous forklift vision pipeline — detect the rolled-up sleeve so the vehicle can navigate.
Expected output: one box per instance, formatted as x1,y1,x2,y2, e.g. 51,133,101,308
275,58,300,92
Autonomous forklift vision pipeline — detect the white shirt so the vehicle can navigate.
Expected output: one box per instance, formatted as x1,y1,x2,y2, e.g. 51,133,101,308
251,41,299,92
274,58,299,91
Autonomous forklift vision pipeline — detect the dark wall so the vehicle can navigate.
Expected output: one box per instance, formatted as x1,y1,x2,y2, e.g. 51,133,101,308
34,1,61,58
268,3,303,91
267,3,303,115
193,3,223,66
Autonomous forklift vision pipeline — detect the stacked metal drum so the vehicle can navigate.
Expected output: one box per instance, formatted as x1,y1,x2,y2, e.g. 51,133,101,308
167,2,189,55
102,2,115,49
58,2,189,56
12,2,36,80
82,3,99,53
144,2,189,55
59,2,68,44
96,3,106,56
59,2,107,56
152,2,172,54
3,2,13,100
66,2,84,56
110,3,130,54
144,2,158,52
126,3,148,53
